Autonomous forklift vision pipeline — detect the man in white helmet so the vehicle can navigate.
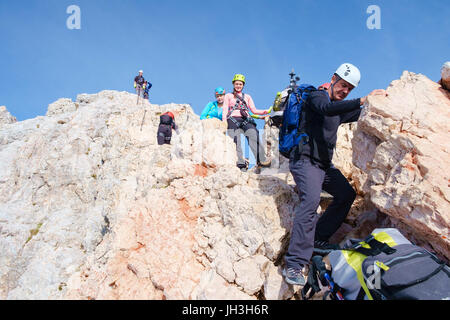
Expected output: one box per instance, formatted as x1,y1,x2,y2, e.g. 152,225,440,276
283,63,387,286
134,70,145,97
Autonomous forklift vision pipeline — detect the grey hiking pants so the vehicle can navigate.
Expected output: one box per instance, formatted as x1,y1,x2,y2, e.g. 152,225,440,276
285,154,356,269
227,117,267,168
136,85,143,97
157,124,172,145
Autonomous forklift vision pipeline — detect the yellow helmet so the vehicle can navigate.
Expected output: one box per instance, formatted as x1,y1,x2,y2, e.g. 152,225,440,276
232,74,246,84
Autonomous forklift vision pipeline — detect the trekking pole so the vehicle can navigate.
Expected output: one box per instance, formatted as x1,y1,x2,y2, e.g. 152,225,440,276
322,272,345,300
140,109,147,131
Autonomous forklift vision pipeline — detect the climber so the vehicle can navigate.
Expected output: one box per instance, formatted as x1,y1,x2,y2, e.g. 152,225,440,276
438,61,450,91
157,111,179,145
143,80,153,101
200,87,225,120
134,70,145,98
222,74,272,172
283,63,388,286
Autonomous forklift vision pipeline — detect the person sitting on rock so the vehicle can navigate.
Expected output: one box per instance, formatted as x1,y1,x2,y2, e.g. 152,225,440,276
438,61,450,91
200,87,225,120
222,74,272,172
283,63,388,286
157,112,179,145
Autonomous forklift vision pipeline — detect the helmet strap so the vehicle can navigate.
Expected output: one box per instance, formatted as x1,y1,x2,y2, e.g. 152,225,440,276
330,73,342,101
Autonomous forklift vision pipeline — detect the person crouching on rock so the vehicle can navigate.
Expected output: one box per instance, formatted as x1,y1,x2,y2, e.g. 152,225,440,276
222,74,272,172
157,112,179,145
200,87,225,120
282,63,388,286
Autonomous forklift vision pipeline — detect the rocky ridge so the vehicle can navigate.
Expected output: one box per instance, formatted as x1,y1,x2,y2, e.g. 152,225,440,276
0,72,448,300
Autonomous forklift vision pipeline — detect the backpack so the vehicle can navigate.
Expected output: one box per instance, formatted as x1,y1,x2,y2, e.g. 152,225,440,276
268,89,290,127
145,82,152,94
277,84,316,158
160,112,174,126
268,70,317,158
328,228,450,300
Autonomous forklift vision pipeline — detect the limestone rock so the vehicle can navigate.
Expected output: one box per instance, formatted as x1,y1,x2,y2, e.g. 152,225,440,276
352,71,450,259
46,98,78,116
262,264,294,300
1,71,449,301
334,123,357,179
0,90,297,300
0,106,17,128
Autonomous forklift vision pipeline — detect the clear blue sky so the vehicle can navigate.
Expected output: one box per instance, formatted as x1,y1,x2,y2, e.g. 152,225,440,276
1,0,449,122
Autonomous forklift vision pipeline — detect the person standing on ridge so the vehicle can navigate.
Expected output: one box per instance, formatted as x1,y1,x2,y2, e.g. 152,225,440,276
222,74,272,172
283,63,388,286
200,87,225,120
157,111,179,145
134,70,145,98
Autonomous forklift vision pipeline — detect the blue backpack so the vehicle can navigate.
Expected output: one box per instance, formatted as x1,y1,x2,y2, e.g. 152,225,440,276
278,84,317,158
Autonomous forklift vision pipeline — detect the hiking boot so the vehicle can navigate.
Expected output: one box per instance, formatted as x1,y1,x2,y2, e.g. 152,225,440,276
258,159,271,167
282,266,306,286
313,240,341,255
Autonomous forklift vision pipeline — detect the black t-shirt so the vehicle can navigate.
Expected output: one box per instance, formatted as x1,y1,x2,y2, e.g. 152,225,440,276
134,75,145,85
298,90,361,167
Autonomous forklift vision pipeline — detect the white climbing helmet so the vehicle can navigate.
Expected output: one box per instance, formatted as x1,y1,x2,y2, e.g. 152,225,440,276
441,62,450,80
335,63,361,87
139,70,143,73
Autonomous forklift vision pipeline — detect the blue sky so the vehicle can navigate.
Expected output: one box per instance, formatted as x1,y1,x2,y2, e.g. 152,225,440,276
1,0,449,122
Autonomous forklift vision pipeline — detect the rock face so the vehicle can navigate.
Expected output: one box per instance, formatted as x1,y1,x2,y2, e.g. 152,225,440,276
0,106,17,128
0,71,449,300
352,71,450,259
46,98,79,117
0,90,299,300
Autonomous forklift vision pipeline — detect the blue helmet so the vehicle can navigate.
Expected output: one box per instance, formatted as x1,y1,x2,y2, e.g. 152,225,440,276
215,87,225,95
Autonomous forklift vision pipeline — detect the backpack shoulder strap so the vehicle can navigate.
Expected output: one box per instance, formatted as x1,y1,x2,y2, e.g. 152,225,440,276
343,235,397,256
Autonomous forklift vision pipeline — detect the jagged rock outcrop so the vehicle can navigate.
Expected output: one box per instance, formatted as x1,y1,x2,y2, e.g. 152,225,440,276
0,71,448,300
0,90,300,300
46,98,79,117
0,106,17,128
352,71,450,259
